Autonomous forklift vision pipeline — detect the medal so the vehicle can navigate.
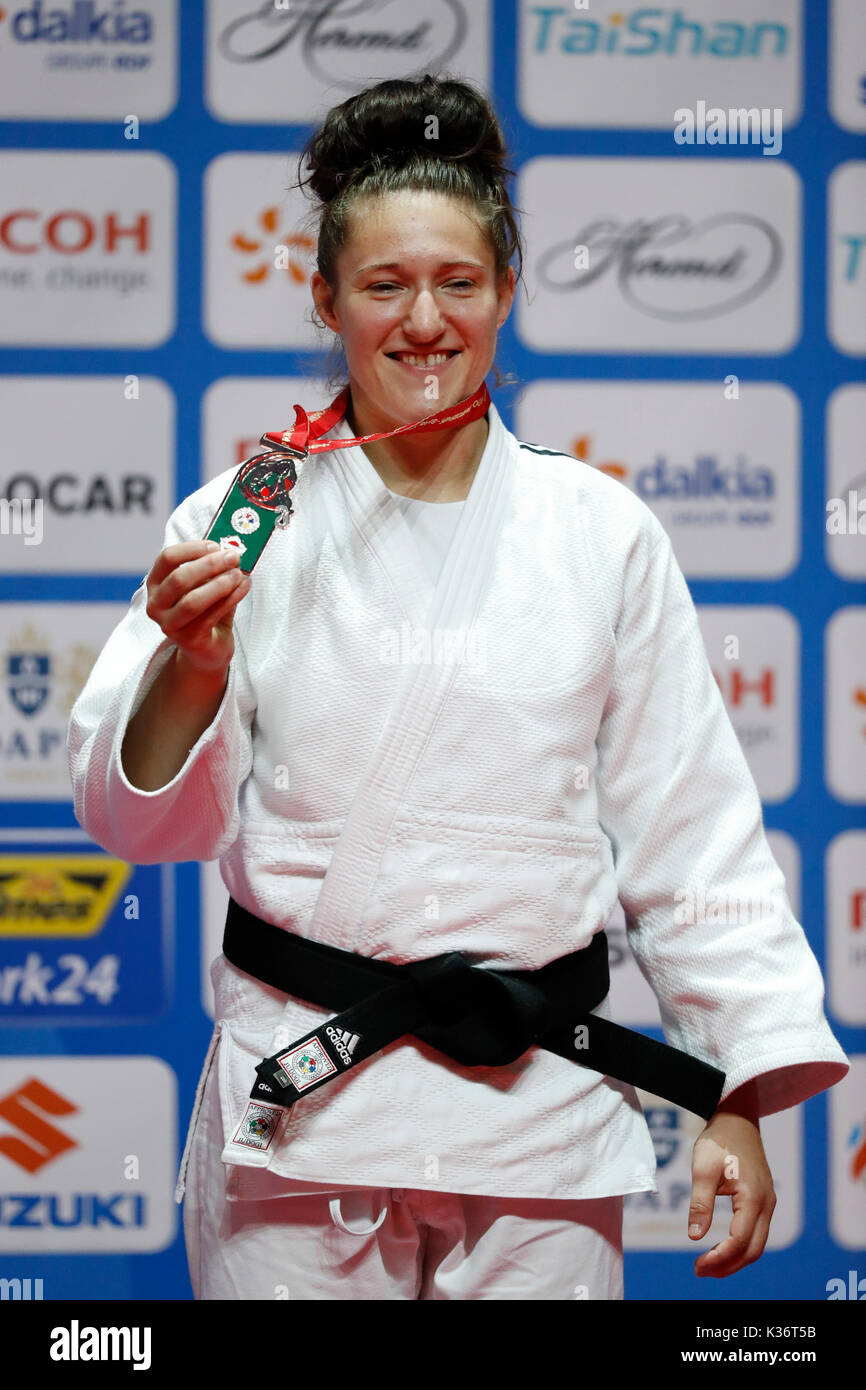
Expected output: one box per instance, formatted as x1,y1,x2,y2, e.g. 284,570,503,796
204,382,491,574
205,439,306,573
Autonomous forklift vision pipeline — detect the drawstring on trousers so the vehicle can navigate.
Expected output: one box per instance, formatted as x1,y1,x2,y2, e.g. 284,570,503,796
328,1192,389,1236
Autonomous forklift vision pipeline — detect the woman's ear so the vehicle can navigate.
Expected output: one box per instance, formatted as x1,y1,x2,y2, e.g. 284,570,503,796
311,271,340,334
496,265,516,330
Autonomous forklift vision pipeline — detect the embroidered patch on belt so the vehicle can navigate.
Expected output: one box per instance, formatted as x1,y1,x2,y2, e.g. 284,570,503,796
276,1038,336,1092
231,1101,283,1151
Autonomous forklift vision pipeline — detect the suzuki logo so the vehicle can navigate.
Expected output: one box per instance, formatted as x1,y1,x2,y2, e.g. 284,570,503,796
0,1078,78,1173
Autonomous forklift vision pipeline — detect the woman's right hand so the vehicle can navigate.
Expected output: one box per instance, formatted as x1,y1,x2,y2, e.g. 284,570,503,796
144,539,251,675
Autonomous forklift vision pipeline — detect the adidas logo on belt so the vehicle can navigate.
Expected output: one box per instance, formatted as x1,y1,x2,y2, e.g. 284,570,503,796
326,1025,361,1066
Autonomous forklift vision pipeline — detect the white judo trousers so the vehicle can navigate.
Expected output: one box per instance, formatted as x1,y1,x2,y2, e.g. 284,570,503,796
183,1031,624,1301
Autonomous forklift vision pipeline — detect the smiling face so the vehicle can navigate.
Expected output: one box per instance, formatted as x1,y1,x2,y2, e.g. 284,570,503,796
311,188,515,434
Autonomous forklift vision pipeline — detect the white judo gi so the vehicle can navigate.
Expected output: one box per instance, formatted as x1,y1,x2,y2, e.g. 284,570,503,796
66,399,849,1299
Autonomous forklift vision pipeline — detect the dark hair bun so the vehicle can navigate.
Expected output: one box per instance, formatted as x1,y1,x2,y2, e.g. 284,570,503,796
302,73,510,204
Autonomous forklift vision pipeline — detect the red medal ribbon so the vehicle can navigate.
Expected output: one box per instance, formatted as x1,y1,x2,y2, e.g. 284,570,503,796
260,381,491,457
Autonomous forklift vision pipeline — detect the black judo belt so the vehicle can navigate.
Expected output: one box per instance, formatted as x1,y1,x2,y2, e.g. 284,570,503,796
223,896,726,1122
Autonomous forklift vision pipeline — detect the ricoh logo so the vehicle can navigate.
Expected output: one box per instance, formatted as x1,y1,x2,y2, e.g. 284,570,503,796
325,1025,360,1067
0,210,150,255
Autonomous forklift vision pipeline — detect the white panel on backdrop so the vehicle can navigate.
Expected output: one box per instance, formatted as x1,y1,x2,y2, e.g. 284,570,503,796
624,1100,801,1251
0,152,176,346
514,380,799,578
828,162,866,356
517,157,800,354
766,830,801,922
606,901,660,1029
697,606,799,804
826,385,866,579
205,0,490,124
202,375,331,485
830,0,866,133
205,154,330,349
0,1056,176,1252
519,0,803,131
828,1055,866,1252
0,0,178,121
0,604,131,801
826,832,866,1027
825,608,866,803
0,377,173,574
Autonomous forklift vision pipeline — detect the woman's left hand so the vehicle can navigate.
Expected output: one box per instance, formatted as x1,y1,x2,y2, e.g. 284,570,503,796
688,1084,777,1277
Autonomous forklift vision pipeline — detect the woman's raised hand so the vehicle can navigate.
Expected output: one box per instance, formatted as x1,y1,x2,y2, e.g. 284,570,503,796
144,539,251,674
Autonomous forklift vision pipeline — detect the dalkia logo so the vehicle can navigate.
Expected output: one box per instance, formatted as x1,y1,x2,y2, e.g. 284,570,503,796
570,437,776,501
634,454,775,500
2,1,154,42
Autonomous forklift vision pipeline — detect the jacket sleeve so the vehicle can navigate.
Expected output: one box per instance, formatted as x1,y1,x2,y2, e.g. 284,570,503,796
65,495,257,866
594,509,849,1118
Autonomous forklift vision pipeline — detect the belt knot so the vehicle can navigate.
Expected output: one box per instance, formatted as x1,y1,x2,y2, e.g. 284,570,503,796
406,952,547,1066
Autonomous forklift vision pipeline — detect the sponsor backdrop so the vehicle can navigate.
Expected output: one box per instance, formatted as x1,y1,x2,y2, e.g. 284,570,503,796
0,0,863,1302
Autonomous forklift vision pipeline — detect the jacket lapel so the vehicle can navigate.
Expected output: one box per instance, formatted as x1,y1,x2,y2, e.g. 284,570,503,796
293,400,514,954
323,413,434,632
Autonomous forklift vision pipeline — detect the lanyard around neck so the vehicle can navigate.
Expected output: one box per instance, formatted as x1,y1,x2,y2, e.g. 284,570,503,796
260,381,491,458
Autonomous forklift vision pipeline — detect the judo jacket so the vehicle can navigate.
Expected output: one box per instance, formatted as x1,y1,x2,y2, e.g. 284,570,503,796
66,400,849,1202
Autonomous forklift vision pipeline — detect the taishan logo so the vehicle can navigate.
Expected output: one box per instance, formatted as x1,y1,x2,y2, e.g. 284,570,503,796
0,1077,78,1173
231,206,314,285
530,7,789,59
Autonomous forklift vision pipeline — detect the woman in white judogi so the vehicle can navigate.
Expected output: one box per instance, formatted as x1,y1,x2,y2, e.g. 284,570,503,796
67,74,849,1300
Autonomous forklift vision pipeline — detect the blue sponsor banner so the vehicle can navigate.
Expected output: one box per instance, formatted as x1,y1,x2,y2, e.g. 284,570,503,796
0,838,171,1024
